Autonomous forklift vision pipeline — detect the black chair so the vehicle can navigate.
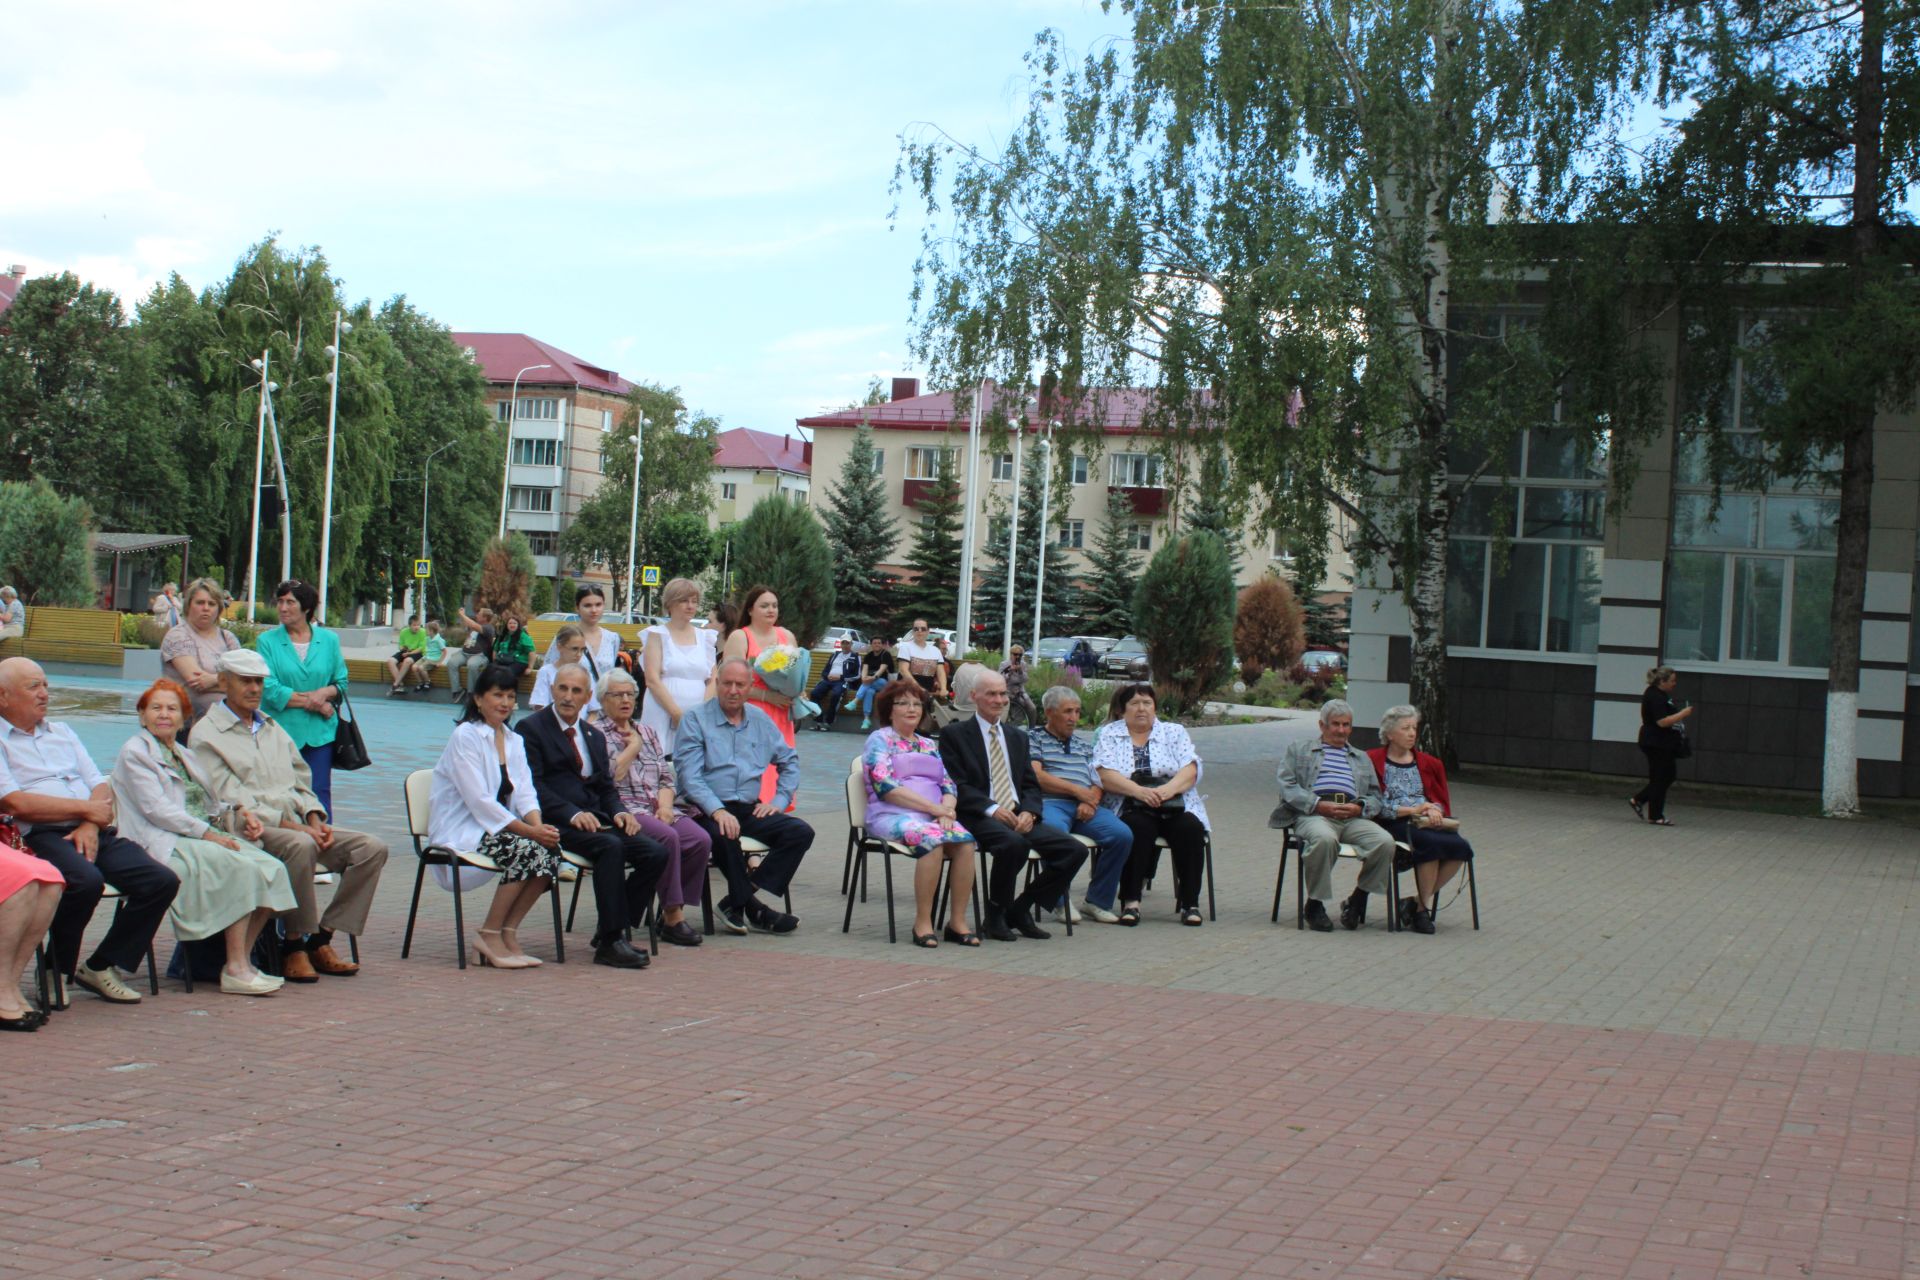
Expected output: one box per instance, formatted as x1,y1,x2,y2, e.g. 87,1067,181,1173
841,762,980,943
1141,832,1216,921
1387,826,1481,930
1272,820,1402,932
35,886,162,1007
400,768,566,968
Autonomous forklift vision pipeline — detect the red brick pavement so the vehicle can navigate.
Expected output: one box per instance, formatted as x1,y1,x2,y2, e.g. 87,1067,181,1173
5,946,1917,1280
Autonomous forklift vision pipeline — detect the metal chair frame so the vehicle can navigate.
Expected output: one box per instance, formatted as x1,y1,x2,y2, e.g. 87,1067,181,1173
1273,825,1401,932
841,762,981,944
399,768,567,969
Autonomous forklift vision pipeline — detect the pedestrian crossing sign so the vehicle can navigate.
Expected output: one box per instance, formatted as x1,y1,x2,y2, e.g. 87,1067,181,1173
414,559,431,579
641,565,661,587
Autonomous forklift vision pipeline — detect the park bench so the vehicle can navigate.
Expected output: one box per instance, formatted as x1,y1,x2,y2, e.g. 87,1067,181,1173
0,606,125,666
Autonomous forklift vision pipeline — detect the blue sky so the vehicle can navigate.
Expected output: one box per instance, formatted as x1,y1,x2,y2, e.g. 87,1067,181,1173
1,0,1126,433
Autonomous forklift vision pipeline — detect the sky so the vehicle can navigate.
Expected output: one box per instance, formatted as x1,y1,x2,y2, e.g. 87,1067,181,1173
1,0,1128,434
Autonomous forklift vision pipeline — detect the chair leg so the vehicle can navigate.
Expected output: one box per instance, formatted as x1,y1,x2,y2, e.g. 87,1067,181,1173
402,859,427,958
841,845,864,934
701,871,715,937
1294,843,1306,930
1204,832,1216,921
565,873,585,933
1272,841,1286,924
348,933,360,963
881,843,898,944
841,830,855,896
549,880,566,964
451,873,469,969
1468,862,1480,929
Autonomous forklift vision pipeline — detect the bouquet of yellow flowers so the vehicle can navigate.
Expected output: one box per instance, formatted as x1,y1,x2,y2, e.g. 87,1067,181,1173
754,643,819,721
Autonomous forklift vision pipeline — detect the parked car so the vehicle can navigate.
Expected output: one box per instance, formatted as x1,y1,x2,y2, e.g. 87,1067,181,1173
819,626,869,654
1100,636,1151,680
1035,635,1100,676
534,611,578,622
1299,649,1346,674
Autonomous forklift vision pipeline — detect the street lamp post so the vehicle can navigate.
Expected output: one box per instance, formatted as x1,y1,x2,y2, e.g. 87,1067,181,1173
1001,398,1034,657
245,352,276,623
955,379,987,644
418,438,458,619
497,363,553,537
621,417,645,617
317,311,352,623
1031,421,1056,651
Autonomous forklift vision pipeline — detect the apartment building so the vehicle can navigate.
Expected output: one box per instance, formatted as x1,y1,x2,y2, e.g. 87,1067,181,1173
711,428,810,529
800,378,1353,596
453,332,633,581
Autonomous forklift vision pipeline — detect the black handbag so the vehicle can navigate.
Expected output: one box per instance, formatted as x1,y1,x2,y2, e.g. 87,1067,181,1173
332,686,372,772
1124,769,1186,814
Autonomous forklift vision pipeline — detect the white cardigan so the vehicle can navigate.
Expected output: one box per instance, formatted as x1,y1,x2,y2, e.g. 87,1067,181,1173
110,730,237,864
428,720,540,853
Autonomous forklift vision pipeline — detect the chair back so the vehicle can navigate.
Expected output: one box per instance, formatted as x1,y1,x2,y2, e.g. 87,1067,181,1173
845,759,867,827
404,769,433,849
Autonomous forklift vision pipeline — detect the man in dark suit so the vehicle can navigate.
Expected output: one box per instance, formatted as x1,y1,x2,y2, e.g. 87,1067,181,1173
514,662,667,969
938,669,1086,942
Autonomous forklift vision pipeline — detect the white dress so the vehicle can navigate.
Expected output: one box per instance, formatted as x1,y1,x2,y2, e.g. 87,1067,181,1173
639,625,718,745
540,627,623,685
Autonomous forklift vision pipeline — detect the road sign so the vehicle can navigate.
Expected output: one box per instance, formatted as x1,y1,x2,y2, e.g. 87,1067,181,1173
414,558,431,579
640,565,661,587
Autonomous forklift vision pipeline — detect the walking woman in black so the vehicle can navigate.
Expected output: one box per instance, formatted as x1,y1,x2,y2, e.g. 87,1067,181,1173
1630,666,1693,827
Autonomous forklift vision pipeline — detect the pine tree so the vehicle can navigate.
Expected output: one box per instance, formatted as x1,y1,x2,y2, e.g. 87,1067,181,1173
1077,488,1141,636
1132,531,1237,713
731,494,837,650
819,425,898,636
1183,452,1241,583
897,451,964,629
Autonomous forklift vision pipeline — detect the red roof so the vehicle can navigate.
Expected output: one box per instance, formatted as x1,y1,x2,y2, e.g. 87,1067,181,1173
714,428,810,475
796,380,1203,435
0,266,26,319
451,332,634,397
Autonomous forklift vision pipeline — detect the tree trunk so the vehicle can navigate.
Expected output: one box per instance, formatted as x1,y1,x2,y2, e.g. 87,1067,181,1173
1822,0,1884,819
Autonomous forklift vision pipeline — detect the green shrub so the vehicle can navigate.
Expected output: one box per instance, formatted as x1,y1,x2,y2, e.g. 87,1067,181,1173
1132,531,1235,714
0,478,95,606
728,495,836,655
119,614,147,647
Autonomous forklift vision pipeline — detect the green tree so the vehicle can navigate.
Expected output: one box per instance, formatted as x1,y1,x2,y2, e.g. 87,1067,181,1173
1077,488,1141,636
978,443,1072,640
819,425,899,635
1302,594,1349,652
897,450,965,629
530,577,555,615
642,510,714,587
0,479,97,606
1183,452,1240,583
899,3,1663,763
730,495,836,649
1132,531,1236,713
477,534,533,617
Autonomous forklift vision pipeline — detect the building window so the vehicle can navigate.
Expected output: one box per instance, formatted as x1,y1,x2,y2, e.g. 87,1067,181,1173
1109,452,1165,488
496,400,513,423
1445,456,1606,654
602,409,613,433
992,453,1015,482
1128,522,1152,551
523,531,558,557
720,482,738,501
906,446,955,480
510,438,558,466
1057,520,1085,549
516,396,559,420
870,448,885,475
1271,531,1296,562
508,486,554,513
1069,454,1088,485
987,515,1010,547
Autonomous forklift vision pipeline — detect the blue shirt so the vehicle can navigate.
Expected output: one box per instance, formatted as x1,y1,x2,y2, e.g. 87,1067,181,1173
1027,724,1095,789
674,698,799,813
1313,748,1357,796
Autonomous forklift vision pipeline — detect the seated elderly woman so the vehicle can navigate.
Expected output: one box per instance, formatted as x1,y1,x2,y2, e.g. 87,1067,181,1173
428,663,563,969
111,680,295,996
1094,682,1211,927
863,678,979,947
1366,704,1474,935
528,625,600,714
0,822,63,1029
591,668,711,948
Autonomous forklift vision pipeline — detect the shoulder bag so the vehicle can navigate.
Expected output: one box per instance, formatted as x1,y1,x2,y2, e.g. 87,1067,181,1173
332,685,372,772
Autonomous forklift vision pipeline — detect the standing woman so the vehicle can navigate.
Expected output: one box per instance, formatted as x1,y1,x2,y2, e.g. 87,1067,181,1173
640,577,717,743
255,579,349,819
545,585,622,685
1094,683,1211,927
491,610,535,685
719,585,796,808
159,578,239,726
1631,666,1693,827
428,664,563,968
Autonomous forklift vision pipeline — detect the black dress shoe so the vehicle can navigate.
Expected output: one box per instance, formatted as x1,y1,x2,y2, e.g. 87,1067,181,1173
1005,900,1051,940
593,938,650,969
659,920,703,947
1304,899,1335,932
1411,905,1436,935
982,905,1019,943
1339,889,1368,931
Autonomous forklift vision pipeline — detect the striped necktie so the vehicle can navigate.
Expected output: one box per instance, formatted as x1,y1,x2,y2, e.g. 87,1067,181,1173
987,723,1017,811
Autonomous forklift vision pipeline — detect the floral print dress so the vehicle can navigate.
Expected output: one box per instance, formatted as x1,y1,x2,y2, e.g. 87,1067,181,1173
862,728,974,858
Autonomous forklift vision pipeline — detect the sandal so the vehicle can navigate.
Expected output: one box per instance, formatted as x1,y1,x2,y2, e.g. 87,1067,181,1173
1118,905,1141,927
911,931,940,948
1628,797,1646,820
1179,907,1203,927
941,926,981,947
1650,817,1676,827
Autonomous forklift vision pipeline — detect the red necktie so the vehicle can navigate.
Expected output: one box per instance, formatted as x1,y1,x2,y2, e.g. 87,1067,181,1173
565,726,586,773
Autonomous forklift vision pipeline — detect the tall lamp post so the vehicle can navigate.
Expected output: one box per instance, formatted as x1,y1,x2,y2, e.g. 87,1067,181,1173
418,438,458,619
317,311,352,623
1031,421,1057,650
954,379,987,644
620,416,646,618
497,362,553,537
1001,397,1035,657
245,352,277,623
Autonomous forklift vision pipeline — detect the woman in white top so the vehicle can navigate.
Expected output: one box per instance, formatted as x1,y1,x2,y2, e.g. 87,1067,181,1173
640,577,718,743
528,625,601,715
428,663,564,969
541,584,623,684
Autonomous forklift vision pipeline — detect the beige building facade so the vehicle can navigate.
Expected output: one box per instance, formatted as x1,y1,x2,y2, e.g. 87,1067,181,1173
709,428,811,529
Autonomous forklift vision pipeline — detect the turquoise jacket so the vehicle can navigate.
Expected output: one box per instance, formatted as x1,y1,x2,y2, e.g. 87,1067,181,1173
255,625,350,751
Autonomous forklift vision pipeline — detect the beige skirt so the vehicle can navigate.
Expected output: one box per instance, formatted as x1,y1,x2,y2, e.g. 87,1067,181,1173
165,838,297,941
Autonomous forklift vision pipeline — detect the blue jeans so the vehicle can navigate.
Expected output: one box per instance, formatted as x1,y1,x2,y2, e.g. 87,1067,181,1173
856,677,889,720
300,741,334,820
1040,799,1132,910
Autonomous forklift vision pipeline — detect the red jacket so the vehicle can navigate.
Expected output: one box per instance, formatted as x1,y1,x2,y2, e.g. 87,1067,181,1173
1365,747,1452,817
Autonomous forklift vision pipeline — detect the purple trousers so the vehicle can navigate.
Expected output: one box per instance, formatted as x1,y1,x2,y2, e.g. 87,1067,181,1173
630,811,712,911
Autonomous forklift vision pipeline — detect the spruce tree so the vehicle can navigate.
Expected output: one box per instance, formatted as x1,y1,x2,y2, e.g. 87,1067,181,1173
897,450,964,630
1183,452,1241,583
731,494,837,650
819,425,898,636
1132,531,1236,713
1077,488,1141,637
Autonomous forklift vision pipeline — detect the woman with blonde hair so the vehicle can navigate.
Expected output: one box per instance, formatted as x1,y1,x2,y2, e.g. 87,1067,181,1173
159,577,240,724
640,577,717,742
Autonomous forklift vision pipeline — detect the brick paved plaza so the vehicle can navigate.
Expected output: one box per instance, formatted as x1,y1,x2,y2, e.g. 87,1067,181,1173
5,704,1918,1279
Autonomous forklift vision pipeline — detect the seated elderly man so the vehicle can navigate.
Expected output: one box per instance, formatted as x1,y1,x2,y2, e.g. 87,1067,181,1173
193,650,389,980
807,637,861,731
1276,698,1396,933
0,586,24,639
1027,684,1132,923
675,658,813,935
0,657,178,1003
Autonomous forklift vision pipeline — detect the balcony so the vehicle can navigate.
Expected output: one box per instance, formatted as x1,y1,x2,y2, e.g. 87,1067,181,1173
509,463,562,489
506,509,561,534
902,478,935,508
1115,486,1166,516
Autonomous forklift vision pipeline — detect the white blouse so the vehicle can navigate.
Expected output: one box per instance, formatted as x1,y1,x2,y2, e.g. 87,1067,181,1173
428,721,540,854
1092,718,1210,831
540,628,623,684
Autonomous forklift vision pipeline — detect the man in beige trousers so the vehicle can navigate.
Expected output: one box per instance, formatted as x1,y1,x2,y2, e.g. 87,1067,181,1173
195,650,388,981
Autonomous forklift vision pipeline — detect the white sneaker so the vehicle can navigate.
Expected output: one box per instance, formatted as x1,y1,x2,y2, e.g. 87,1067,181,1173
1078,900,1121,924
219,970,283,997
73,961,141,1003
1050,901,1083,924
